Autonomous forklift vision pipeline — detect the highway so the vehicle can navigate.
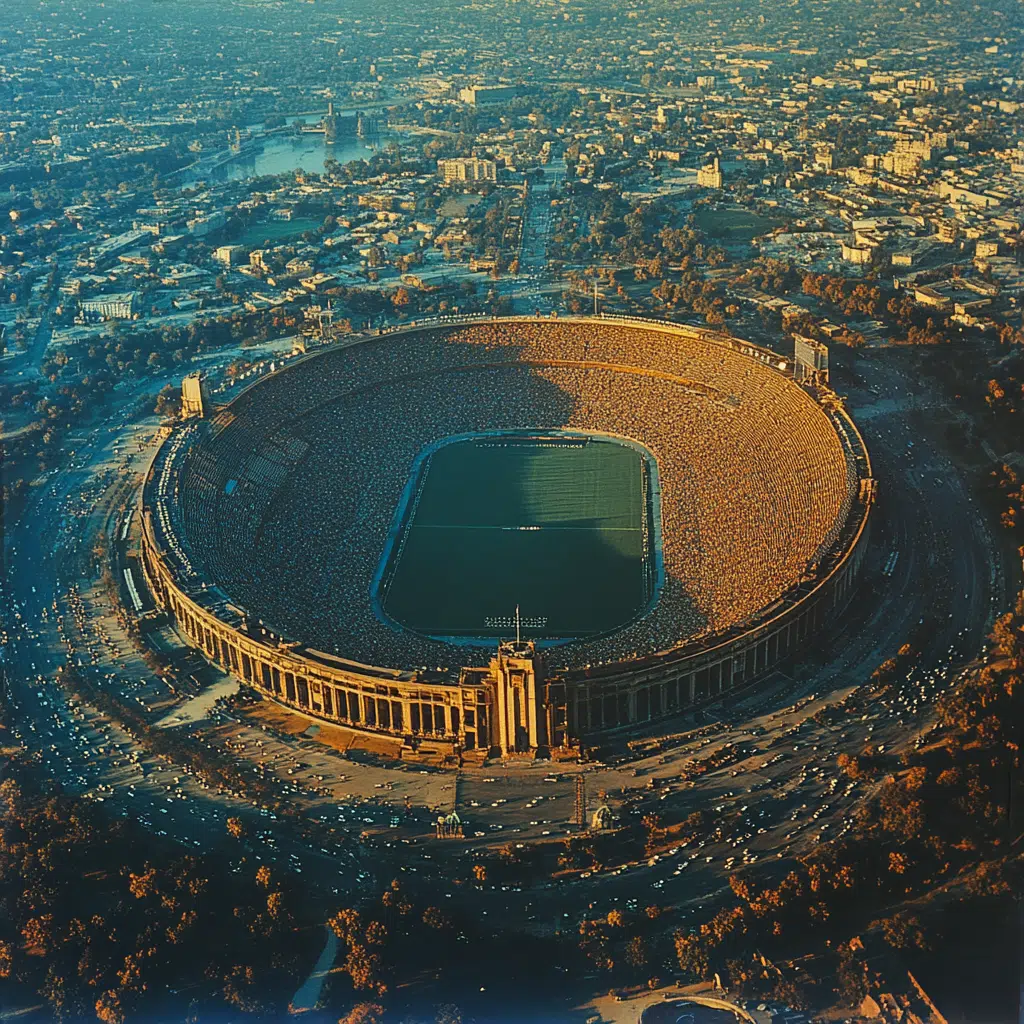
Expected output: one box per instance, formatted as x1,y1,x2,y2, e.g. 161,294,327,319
410,347,1009,930
2,373,377,902
0,338,1011,938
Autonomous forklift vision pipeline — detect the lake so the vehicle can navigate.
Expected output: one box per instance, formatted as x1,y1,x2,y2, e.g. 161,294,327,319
189,134,387,185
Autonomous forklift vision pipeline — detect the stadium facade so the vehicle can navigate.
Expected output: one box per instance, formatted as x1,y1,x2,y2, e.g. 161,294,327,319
139,316,873,758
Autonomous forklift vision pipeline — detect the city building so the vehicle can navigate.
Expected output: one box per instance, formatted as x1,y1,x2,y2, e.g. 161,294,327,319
79,291,139,320
697,156,723,189
841,238,876,264
458,83,518,107
437,157,497,183
213,244,248,267
186,211,227,236
180,372,210,419
793,335,830,385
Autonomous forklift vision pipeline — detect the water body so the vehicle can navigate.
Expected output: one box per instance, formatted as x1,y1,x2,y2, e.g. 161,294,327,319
187,133,387,184
182,106,403,184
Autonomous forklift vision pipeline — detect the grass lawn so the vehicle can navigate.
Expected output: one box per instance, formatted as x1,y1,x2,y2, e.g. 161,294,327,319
694,205,782,242
378,433,657,641
233,217,322,248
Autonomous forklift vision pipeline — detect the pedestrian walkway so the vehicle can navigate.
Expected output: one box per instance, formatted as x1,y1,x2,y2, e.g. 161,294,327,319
289,924,340,1014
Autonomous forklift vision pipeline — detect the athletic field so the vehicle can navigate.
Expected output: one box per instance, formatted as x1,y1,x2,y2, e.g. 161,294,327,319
377,433,657,642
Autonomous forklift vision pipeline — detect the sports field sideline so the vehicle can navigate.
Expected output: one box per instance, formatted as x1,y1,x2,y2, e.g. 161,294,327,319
378,432,658,642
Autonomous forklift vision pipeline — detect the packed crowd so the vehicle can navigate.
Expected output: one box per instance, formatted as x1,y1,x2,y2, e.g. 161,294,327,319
170,320,855,673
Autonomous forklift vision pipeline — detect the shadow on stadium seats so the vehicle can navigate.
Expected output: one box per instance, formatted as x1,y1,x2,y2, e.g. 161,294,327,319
655,575,707,643
176,322,836,672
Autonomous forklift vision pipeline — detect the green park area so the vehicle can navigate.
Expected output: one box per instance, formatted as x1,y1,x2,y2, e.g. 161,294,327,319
693,204,782,242
233,216,323,249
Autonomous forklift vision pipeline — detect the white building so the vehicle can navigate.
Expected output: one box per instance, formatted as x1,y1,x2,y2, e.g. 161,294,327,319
213,244,248,267
697,157,723,189
437,157,497,183
458,84,518,107
80,291,139,320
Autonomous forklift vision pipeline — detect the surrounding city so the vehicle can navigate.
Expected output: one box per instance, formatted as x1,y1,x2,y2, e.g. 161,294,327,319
1,0,1023,1022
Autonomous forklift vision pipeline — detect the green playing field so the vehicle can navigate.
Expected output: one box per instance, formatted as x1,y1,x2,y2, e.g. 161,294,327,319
376,433,659,642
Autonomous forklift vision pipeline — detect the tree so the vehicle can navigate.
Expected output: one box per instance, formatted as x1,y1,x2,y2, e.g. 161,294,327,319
837,752,864,780
128,867,157,900
0,778,22,817
329,908,363,942
344,944,385,994
40,964,69,1020
226,816,245,839
95,990,126,1024
835,944,870,1004
154,383,181,417
22,916,54,958
674,932,709,980
888,851,909,875
771,978,812,1011
625,934,649,969
729,875,752,902
641,812,662,840
267,891,284,920
881,912,929,950
422,906,450,930
339,1003,386,1024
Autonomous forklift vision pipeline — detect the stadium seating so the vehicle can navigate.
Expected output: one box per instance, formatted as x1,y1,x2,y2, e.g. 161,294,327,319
171,319,854,672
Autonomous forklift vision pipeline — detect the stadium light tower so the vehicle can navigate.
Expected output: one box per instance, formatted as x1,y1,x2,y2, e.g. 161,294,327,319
317,301,334,342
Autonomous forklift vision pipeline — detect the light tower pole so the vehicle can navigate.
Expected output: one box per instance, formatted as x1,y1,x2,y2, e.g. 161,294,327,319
572,773,586,827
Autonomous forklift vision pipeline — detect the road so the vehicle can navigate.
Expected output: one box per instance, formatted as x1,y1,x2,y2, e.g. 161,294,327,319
1,370,377,904
0,338,1010,944
5,258,61,382
422,347,1007,930
509,156,566,315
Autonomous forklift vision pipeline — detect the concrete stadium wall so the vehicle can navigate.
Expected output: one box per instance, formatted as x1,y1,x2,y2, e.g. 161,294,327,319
138,316,873,755
140,515,494,751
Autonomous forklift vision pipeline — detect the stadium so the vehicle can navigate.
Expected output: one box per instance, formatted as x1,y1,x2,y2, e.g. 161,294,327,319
140,316,873,757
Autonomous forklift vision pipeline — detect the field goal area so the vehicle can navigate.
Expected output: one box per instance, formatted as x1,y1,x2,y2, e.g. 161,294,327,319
374,431,661,643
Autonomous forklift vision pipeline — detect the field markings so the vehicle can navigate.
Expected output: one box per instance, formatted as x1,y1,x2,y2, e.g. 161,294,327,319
411,523,641,531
